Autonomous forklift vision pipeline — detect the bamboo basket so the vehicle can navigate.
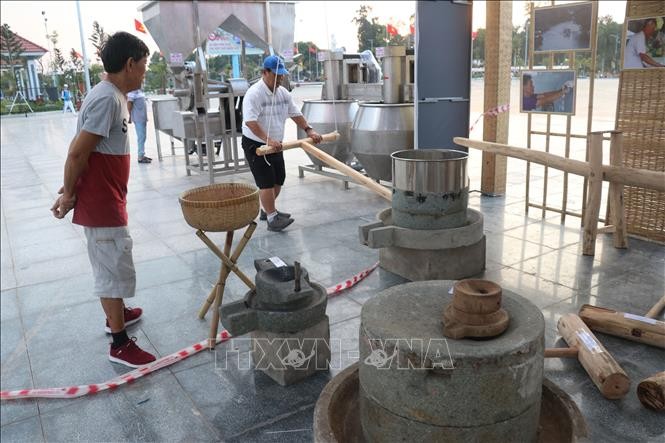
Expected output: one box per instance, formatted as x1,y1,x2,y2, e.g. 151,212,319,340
179,183,259,232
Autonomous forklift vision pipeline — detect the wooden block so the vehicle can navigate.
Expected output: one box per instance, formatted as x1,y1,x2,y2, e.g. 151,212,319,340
637,371,665,410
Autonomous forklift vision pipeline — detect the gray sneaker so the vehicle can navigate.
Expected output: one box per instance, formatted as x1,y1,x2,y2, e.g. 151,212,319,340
267,213,294,232
260,209,291,221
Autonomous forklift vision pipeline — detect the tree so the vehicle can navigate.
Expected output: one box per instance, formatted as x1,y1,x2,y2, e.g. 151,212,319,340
68,49,83,96
352,5,387,54
472,28,485,66
145,51,168,93
596,15,622,75
0,24,25,92
89,21,108,62
295,41,320,80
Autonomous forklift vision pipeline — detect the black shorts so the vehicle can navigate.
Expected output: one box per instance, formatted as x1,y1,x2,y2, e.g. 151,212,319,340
242,136,286,189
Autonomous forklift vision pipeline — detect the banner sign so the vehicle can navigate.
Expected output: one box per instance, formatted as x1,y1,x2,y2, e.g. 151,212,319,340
207,28,265,56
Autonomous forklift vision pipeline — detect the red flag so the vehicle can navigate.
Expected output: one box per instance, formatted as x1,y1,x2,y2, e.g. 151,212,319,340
308,46,316,54
74,51,83,59
134,19,147,34
386,24,398,36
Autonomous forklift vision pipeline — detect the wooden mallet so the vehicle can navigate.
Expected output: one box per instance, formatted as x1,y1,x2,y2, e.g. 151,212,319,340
637,371,665,411
578,304,665,349
645,295,665,320
549,314,630,400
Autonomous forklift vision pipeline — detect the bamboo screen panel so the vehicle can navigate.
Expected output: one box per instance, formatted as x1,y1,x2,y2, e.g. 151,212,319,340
616,69,665,242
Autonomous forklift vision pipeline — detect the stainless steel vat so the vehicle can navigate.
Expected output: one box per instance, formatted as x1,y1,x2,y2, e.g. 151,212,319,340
350,103,414,182
171,110,225,140
298,100,359,166
391,149,469,230
151,95,180,136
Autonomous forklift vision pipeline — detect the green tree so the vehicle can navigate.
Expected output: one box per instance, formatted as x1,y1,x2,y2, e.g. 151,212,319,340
472,28,485,66
89,21,107,62
295,41,320,80
89,63,104,85
596,15,622,75
68,49,83,96
145,51,168,93
512,25,528,67
352,5,387,54
0,24,25,92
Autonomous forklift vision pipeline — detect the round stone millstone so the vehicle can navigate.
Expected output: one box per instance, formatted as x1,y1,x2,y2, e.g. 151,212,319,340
358,281,544,439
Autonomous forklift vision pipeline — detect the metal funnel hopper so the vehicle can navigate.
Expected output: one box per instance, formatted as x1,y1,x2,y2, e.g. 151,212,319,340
139,1,295,60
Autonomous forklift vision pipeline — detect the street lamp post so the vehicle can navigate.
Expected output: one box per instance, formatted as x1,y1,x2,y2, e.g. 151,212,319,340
609,34,620,74
41,11,57,87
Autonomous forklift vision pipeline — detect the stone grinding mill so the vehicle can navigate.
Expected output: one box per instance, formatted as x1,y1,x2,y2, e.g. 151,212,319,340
313,280,588,442
360,149,485,281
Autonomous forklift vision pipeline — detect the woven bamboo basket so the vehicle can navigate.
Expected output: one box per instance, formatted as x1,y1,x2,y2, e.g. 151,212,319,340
179,183,259,232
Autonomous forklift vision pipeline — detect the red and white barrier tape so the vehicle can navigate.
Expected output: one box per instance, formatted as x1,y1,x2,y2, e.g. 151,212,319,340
0,331,231,400
469,103,510,132
326,261,379,296
1,263,379,400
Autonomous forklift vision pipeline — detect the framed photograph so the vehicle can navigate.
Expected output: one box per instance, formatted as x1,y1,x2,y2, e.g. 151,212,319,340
533,2,593,52
520,70,577,115
623,17,665,69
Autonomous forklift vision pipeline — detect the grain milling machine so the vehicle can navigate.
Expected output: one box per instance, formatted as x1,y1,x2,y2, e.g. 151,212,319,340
139,0,295,183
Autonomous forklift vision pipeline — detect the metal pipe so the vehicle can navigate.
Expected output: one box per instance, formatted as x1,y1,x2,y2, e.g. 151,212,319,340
75,1,91,93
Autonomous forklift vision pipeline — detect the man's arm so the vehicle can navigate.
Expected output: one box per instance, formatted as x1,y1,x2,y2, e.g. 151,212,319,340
51,131,102,219
127,101,134,124
245,121,282,150
639,52,665,67
536,88,566,108
291,115,323,143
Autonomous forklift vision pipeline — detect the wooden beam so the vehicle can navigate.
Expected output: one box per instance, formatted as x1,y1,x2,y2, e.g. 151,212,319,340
583,133,603,255
453,137,665,192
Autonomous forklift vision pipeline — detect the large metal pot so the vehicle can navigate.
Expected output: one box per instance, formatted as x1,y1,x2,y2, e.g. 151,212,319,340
391,149,469,230
351,103,414,182
297,100,359,166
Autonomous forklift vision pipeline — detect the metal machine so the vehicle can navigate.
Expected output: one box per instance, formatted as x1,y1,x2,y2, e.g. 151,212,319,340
298,46,415,185
139,0,296,183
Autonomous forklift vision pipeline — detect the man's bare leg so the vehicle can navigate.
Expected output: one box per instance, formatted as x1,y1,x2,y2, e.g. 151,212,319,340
259,188,276,214
101,298,125,333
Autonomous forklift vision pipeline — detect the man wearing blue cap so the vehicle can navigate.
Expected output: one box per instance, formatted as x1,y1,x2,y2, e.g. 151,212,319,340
241,55,322,232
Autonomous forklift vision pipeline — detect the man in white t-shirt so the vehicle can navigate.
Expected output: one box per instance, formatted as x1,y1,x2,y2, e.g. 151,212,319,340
624,18,664,69
241,55,322,232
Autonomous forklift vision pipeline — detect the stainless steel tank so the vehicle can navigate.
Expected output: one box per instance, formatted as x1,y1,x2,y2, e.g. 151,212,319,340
297,100,359,166
391,149,469,229
350,103,414,182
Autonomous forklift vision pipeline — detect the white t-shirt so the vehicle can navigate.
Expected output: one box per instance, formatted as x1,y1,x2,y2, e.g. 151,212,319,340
241,79,302,143
624,31,647,69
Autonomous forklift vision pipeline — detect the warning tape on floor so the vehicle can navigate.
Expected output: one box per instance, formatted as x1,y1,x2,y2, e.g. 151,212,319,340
469,103,510,132
1,262,379,400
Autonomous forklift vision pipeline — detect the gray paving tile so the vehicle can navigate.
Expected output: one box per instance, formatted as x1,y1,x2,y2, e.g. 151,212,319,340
13,253,91,288
0,416,44,443
39,371,219,442
226,404,314,442
174,360,330,440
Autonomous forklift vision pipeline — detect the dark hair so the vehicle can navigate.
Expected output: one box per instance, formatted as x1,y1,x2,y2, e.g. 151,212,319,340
644,18,657,27
100,32,150,73
523,74,532,86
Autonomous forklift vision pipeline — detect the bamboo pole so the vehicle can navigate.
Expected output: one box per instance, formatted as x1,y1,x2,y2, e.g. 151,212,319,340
608,132,628,248
300,142,392,201
196,229,256,290
637,371,665,411
208,230,234,349
582,133,603,255
453,137,665,192
578,304,665,349
557,313,630,399
646,295,665,319
255,131,340,155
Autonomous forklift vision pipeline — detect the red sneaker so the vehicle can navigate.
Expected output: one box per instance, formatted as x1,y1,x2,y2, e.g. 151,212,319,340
105,307,143,334
109,337,156,368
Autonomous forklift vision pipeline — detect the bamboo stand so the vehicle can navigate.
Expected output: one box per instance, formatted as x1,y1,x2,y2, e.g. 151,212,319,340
196,222,257,349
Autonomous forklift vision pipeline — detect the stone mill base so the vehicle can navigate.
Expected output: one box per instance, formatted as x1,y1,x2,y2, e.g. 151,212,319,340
313,363,588,443
250,315,330,386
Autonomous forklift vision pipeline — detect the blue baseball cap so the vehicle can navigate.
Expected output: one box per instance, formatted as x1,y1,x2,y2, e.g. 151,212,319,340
263,55,288,75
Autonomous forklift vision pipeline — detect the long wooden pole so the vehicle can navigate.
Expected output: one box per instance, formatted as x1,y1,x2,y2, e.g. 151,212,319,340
557,313,630,399
453,137,665,192
256,131,340,155
608,132,627,248
646,295,665,319
300,142,392,201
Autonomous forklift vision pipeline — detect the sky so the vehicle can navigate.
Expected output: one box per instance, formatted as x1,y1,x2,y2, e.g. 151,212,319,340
1,1,627,68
